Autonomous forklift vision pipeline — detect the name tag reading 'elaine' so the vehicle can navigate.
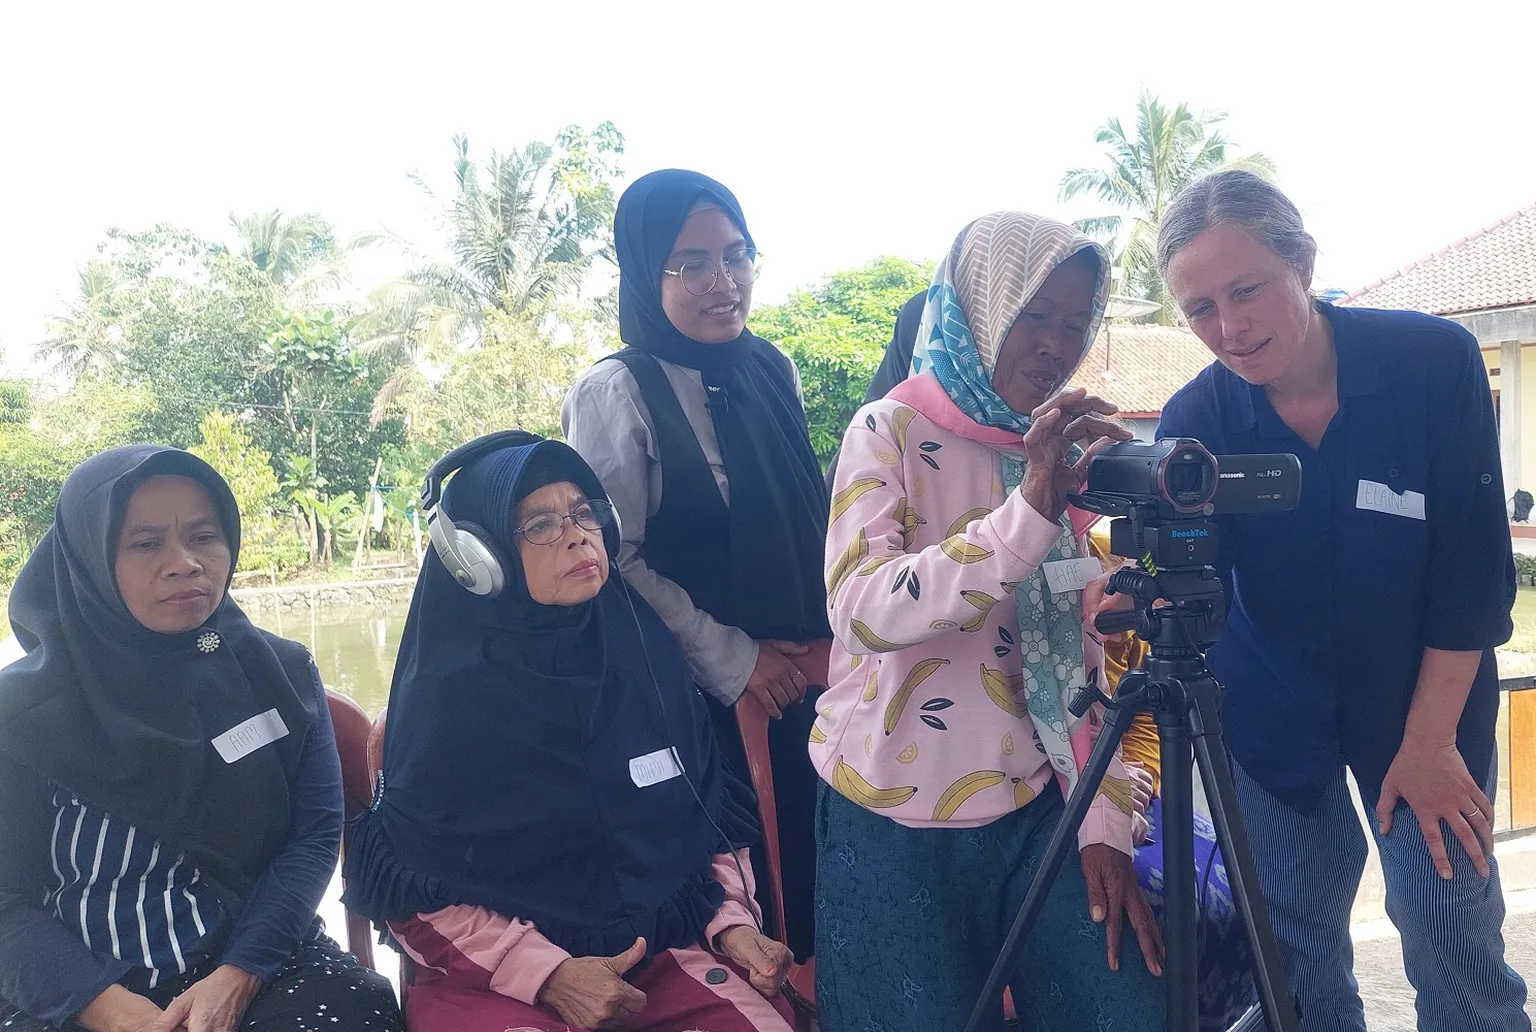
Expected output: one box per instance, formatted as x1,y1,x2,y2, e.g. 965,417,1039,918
630,747,684,789
212,709,290,764
1356,480,1426,521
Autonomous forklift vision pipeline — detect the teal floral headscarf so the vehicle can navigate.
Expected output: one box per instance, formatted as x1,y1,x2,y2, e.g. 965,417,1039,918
910,211,1109,431
912,212,1111,786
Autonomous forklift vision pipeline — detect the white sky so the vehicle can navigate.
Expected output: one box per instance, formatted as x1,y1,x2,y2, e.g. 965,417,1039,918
3,0,1534,373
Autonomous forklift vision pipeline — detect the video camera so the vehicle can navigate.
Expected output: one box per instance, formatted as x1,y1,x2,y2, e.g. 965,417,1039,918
1070,439,1302,570
1069,439,1302,651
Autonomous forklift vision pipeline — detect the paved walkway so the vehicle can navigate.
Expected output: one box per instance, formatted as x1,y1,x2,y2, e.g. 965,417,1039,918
1355,890,1536,1029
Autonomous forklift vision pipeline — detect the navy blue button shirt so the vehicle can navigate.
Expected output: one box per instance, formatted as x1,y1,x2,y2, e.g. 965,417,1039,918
1157,303,1515,812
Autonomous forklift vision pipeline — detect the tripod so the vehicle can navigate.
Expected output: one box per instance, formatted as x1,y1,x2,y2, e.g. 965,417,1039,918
963,566,1301,1032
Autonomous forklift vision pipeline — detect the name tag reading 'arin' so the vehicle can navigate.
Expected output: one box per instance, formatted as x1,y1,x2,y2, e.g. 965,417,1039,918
1356,480,1426,521
212,709,290,764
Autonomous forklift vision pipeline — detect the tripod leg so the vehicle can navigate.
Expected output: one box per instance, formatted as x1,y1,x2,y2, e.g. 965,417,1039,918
1188,679,1301,1032
962,697,1139,1032
1156,693,1199,1032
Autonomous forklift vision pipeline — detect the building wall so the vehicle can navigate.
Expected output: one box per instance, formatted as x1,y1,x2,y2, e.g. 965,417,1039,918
1483,343,1536,498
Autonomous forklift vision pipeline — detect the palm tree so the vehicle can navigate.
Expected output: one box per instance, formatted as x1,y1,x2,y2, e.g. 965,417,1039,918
1060,90,1275,324
229,210,343,300
354,124,623,420
35,262,125,376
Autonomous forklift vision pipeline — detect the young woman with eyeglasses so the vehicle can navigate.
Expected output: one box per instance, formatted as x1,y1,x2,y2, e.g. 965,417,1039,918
562,169,831,963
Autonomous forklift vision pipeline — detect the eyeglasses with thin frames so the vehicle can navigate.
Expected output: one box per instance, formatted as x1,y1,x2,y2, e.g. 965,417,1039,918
514,499,614,546
662,248,762,296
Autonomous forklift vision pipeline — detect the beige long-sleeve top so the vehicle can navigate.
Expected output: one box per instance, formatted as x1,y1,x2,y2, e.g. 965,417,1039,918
561,353,805,705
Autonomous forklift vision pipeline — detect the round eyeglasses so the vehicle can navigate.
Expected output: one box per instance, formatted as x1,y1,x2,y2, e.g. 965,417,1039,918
662,248,763,296
514,499,614,545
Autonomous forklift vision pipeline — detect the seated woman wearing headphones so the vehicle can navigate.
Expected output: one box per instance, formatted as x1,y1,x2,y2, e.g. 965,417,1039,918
342,434,798,1032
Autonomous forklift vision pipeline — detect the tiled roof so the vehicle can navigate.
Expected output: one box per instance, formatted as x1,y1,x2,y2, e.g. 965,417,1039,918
1071,324,1213,417
1342,203,1536,315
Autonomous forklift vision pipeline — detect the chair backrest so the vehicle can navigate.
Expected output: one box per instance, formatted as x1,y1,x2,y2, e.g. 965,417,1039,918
733,693,790,945
735,694,818,1029
366,706,410,1007
326,689,376,970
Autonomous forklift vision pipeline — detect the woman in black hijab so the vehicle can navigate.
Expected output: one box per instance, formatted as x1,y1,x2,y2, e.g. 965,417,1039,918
0,446,399,1032
342,435,796,1032
562,169,830,960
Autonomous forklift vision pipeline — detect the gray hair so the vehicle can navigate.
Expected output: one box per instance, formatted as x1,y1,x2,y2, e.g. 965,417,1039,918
1157,169,1317,278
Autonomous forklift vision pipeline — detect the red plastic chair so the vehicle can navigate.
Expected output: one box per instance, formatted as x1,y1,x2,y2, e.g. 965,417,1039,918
365,706,410,1007
734,693,818,1026
325,689,376,971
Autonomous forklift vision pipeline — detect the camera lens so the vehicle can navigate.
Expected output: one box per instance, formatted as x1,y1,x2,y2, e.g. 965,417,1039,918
1164,449,1216,511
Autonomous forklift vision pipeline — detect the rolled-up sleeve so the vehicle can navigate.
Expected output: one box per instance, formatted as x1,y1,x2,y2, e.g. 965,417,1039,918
1421,335,1516,651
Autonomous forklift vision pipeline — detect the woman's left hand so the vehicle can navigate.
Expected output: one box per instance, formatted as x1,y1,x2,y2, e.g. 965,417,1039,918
151,965,261,1032
1377,736,1495,879
1021,389,1132,522
716,925,793,998
1080,844,1164,976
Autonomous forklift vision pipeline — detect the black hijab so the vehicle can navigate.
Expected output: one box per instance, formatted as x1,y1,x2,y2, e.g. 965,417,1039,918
615,169,831,642
342,439,757,959
865,289,928,403
0,446,318,900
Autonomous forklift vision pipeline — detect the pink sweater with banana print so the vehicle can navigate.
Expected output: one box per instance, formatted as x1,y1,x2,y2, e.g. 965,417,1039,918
810,373,1135,855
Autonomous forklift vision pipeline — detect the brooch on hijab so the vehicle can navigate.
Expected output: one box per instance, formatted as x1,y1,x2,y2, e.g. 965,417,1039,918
196,630,221,654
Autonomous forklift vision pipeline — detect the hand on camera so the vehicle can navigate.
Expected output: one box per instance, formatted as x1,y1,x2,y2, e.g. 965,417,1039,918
1021,389,1132,522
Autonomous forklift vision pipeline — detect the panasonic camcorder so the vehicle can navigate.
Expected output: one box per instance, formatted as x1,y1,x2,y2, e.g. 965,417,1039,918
1071,439,1302,570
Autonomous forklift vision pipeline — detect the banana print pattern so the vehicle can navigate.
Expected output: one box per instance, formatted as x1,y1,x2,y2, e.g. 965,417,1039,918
830,477,885,522
833,756,918,808
826,529,869,597
980,663,1027,717
892,496,925,549
815,394,1128,845
932,770,1007,821
946,508,993,538
890,405,918,453
882,658,949,736
1097,773,1137,816
939,535,994,565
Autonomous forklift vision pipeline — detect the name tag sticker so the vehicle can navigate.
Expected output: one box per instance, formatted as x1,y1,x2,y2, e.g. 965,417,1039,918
1041,558,1103,596
212,709,289,764
1356,480,1426,521
630,747,684,789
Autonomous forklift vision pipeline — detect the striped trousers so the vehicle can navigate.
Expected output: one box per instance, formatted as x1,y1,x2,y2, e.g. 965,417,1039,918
1232,759,1529,1032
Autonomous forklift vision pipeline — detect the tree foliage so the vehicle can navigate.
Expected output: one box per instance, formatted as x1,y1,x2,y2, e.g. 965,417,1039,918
1060,90,1275,323
188,410,295,572
750,257,934,462
355,124,624,418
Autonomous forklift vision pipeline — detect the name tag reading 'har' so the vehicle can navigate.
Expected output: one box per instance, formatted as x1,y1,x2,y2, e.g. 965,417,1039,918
1042,557,1104,596
1356,480,1426,521
630,747,684,789
212,709,290,764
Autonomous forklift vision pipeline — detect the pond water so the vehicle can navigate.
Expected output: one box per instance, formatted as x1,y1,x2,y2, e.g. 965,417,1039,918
251,602,408,718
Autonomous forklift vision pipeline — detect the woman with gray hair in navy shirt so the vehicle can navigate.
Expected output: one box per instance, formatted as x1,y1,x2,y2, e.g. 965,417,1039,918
1152,169,1527,1031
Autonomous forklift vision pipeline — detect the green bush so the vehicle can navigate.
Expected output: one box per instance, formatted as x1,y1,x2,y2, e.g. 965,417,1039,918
1515,554,1536,586
239,538,311,576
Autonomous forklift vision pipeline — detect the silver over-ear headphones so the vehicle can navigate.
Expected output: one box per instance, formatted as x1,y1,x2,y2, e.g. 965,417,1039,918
421,431,621,598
